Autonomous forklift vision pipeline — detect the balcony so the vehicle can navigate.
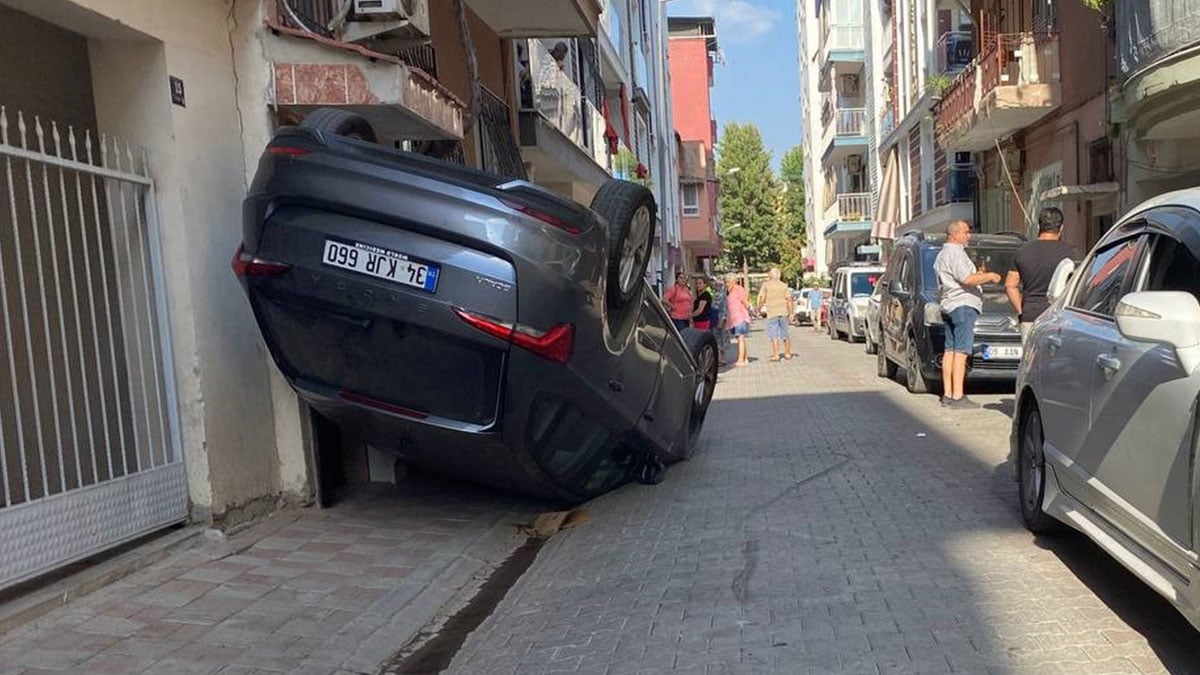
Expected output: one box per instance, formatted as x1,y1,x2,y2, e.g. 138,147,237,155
823,192,875,240
680,141,714,182
937,32,1061,152
822,24,866,65
519,39,609,198
465,0,601,38
822,108,868,163
266,3,463,142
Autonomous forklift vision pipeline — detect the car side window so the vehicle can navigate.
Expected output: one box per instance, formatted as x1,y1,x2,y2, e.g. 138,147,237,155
1069,237,1144,317
899,254,913,291
1139,234,1200,301
834,272,846,299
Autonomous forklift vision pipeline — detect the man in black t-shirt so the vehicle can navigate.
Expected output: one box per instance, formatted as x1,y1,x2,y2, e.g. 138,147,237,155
1005,207,1079,342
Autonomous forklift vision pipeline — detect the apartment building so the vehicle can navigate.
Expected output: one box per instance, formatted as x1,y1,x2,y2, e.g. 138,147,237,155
1114,1,1200,215
669,16,722,275
0,0,679,591
799,0,876,274
934,1,1113,252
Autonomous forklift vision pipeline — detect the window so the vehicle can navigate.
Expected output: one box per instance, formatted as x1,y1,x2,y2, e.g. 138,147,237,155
850,272,880,297
1141,235,1200,301
1070,237,1144,317
900,253,913,290
682,184,700,217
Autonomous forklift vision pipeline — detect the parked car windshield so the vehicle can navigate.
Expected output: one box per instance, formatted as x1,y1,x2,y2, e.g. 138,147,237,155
850,272,881,297
921,246,1017,287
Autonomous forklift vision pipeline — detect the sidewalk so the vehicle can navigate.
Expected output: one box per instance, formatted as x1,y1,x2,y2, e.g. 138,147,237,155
0,479,538,674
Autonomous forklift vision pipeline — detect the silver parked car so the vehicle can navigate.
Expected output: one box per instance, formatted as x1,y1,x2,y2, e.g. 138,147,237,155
1013,189,1200,631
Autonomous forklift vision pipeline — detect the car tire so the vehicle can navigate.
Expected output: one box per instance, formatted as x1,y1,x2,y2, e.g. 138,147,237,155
828,320,838,340
905,334,931,394
865,329,878,355
300,107,377,142
677,328,718,461
1018,405,1060,534
591,180,657,309
877,347,897,379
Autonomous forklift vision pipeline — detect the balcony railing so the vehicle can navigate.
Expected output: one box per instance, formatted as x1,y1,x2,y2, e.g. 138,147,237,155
837,193,873,221
936,31,974,75
479,88,527,180
834,108,866,136
1117,0,1200,80
978,33,1060,94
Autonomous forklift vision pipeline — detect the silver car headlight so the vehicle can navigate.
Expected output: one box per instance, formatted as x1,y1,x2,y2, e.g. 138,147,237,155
924,302,943,326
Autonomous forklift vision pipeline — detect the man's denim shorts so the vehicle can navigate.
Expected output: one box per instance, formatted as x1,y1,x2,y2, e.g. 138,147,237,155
942,306,979,354
766,316,789,340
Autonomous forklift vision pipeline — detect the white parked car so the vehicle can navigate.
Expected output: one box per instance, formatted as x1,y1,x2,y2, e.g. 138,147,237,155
828,264,885,342
1013,189,1200,632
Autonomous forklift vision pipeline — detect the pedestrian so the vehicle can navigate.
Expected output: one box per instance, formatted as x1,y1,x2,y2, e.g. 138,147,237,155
724,273,751,366
1004,207,1079,343
662,272,694,330
711,277,729,362
935,220,1001,408
692,277,714,330
809,280,824,332
756,268,794,361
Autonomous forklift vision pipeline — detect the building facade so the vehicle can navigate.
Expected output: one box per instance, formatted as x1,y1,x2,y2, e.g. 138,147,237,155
668,16,722,275
0,0,680,590
798,0,876,275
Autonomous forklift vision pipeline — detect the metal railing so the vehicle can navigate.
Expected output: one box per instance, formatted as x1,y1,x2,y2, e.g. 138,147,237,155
278,0,339,37
936,31,974,74
479,88,527,180
1117,0,1200,79
838,192,873,221
396,44,438,77
525,39,585,147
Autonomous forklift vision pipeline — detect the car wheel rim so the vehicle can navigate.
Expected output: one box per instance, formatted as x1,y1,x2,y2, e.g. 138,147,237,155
1022,414,1043,512
907,341,919,386
695,345,716,407
619,206,651,294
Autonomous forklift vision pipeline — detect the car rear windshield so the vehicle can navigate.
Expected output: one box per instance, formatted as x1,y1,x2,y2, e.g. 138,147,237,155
922,246,1017,287
850,272,881,297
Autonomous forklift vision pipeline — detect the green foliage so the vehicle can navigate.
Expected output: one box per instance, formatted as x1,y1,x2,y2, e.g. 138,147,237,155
776,145,808,284
926,73,953,98
1081,0,1110,9
613,147,651,187
716,123,782,271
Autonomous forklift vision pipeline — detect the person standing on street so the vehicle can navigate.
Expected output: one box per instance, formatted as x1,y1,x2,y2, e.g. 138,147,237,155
711,277,729,363
662,272,694,330
725,273,752,366
935,221,1001,408
1004,207,1078,343
809,280,824,332
757,268,795,362
692,277,714,330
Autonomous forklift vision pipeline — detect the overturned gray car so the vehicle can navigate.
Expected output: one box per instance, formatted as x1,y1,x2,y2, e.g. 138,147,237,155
233,109,718,503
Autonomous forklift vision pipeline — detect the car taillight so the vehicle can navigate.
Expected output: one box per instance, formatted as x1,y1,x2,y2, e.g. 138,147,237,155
268,146,311,156
499,198,582,235
453,308,574,364
231,245,291,277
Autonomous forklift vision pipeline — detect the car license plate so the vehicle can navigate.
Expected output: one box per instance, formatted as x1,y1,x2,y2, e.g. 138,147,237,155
982,344,1022,360
322,239,439,293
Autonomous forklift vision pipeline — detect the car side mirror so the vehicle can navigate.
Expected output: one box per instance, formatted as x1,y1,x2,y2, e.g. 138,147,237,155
1116,291,1200,373
1047,258,1076,303
888,279,907,295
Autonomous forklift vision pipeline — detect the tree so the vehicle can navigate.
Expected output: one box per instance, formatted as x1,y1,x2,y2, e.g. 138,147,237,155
716,123,780,270
777,145,808,284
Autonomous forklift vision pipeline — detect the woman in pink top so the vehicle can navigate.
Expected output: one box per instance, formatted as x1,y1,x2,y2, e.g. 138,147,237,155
662,272,694,330
724,274,751,366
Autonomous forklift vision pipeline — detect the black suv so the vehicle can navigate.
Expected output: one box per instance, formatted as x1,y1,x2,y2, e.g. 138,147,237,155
876,231,1025,394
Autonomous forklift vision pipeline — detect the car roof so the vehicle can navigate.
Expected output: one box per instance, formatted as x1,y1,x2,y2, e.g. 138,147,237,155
1119,188,1200,222
902,232,1026,250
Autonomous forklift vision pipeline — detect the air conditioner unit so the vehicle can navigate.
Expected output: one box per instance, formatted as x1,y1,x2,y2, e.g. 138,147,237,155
847,154,862,173
841,73,860,95
344,0,431,47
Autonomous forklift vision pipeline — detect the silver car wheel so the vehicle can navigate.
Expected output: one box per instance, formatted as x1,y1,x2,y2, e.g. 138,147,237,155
695,344,716,407
619,206,652,294
1022,416,1044,513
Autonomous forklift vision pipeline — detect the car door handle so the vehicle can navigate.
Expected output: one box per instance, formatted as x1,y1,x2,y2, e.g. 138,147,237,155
1096,353,1121,374
1046,335,1063,350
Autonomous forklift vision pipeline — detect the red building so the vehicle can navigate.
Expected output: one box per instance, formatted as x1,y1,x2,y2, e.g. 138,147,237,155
668,16,721,273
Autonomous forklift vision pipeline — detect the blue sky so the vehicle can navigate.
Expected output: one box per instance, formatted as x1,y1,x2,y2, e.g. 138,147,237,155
667,0,801,169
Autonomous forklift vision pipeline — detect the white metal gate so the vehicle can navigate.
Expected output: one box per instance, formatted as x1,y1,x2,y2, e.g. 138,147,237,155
0,107,187,590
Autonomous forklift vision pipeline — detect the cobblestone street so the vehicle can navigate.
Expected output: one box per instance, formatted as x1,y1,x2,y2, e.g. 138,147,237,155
448,328,1200,675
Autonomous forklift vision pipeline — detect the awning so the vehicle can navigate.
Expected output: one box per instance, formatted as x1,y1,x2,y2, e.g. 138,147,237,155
872,148,901,240
1041,182,1119,201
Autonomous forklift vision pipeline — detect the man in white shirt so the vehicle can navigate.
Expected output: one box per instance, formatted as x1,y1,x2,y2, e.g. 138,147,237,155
935,221,1001,408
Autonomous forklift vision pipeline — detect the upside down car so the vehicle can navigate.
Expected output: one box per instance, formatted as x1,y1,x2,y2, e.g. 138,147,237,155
233,108,718,503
